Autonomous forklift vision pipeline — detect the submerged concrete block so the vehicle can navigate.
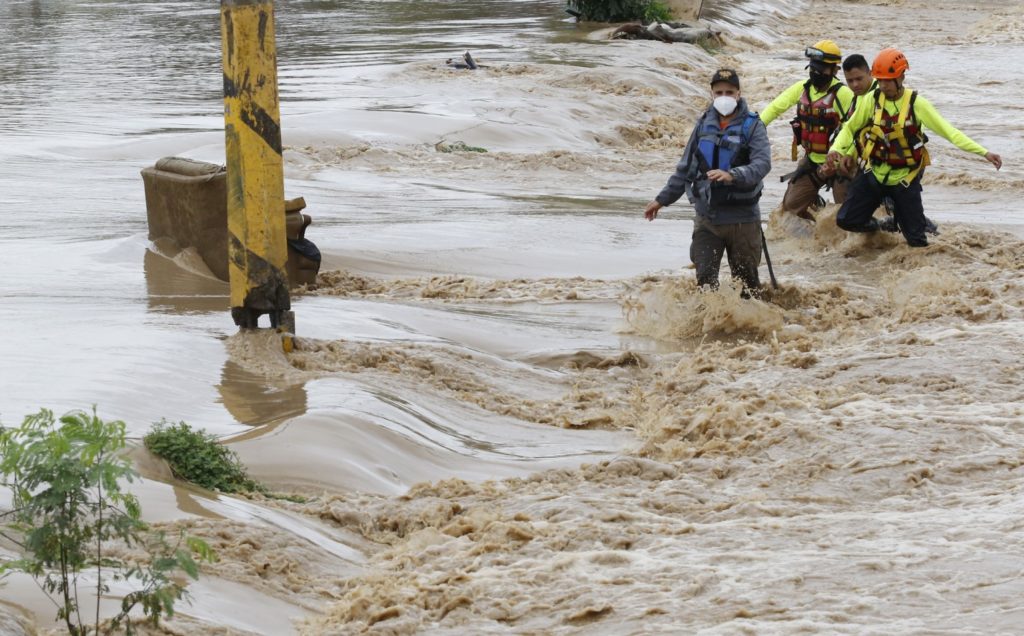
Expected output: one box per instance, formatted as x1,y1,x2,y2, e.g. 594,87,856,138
142,157,229,280
141,157,320,287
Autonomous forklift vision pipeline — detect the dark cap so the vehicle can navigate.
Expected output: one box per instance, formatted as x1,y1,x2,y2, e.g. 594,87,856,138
710,69,740,88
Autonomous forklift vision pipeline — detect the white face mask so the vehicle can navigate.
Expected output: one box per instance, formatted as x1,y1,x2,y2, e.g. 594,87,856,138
713,95,738,116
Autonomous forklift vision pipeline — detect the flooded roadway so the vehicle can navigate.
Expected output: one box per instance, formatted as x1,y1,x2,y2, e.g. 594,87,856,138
2,0,1024,632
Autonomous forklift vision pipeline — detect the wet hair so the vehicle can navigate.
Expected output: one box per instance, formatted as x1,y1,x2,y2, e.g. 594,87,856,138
842,54,870,73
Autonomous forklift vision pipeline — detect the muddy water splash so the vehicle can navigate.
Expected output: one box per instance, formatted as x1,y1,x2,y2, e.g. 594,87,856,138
290,217,1024,633
289,1,1024,631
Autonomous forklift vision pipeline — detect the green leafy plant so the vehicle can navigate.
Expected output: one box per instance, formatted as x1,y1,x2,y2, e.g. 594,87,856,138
642,0,673,23
143,420,263,495
568,0,674,23
0,408,214,635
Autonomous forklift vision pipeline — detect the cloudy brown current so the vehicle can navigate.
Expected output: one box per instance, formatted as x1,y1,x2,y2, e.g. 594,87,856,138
3,0,1024,633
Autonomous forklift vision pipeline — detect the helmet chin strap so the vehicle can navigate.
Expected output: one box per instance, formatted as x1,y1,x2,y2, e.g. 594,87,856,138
883,78,905,98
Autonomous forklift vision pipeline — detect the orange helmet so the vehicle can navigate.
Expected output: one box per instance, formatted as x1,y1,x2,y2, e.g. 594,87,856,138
872,48,909,79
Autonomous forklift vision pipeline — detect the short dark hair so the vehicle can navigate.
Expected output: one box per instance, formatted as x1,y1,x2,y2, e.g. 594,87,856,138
842,54,870,73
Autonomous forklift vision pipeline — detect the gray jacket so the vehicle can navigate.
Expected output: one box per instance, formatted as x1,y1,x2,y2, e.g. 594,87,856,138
655,98,772,225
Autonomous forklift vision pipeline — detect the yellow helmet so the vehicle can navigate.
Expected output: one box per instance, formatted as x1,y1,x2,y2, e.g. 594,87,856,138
805,39,842,65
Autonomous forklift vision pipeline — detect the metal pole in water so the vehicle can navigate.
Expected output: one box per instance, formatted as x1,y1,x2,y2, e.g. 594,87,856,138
220,0,293,337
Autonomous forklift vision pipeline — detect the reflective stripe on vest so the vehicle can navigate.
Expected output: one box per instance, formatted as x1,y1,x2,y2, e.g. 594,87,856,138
796,83,842,154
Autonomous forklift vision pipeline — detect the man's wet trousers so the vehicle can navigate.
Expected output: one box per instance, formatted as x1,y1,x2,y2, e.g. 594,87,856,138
836,169,928,247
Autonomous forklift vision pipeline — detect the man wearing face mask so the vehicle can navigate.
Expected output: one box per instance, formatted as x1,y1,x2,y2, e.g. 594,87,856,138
644,69,771,294
760,40,856,221
827,48,1001,247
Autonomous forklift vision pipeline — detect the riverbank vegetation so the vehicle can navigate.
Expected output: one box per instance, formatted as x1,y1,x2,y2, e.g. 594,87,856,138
568,0,673,23
0,409,213,635
143,420,263,495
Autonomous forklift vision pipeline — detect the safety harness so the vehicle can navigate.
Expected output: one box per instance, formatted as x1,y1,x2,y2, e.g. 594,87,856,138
857,88,930,185
848,80,878,157
694,111,760,172
686,110,763,205
789,81,847,159
780,83,846,188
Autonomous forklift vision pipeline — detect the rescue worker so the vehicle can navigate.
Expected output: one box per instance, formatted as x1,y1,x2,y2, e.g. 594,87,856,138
760,40,856,220
644,69,771,293
827,48,1002,247
840,53,939,235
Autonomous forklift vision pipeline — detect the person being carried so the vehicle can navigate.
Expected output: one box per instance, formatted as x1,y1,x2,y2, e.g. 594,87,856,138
644,69,772,294
827,48,1001,247
760,40,856,221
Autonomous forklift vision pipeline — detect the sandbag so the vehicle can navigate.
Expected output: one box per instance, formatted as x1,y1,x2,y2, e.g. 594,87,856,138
154,156,224,178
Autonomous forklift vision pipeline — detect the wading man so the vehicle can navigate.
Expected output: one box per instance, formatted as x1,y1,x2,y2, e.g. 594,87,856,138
840,52,939,235
842,54,876,111
827,48,1002,247
838,53,876,167
644,69,771,294
760,40,856,220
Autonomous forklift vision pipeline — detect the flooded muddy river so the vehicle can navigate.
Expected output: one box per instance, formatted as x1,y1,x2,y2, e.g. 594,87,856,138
2,0,1024,633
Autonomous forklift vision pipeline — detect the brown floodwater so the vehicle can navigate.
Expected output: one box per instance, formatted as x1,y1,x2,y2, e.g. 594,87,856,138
2,0,1024,633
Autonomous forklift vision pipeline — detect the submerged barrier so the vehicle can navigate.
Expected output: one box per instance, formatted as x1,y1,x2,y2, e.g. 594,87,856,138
141,156,320,289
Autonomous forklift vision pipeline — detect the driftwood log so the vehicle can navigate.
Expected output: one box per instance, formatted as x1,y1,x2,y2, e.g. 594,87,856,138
611,22,721,44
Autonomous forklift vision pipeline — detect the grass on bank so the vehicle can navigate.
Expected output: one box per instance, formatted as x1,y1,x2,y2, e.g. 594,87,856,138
143,420,264,495
143,421,307,503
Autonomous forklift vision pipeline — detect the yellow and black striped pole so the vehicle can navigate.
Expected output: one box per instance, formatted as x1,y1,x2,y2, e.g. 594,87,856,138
220,0,292,333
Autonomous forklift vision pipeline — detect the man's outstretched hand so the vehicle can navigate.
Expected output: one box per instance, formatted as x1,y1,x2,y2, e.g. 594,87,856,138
644,201,662,221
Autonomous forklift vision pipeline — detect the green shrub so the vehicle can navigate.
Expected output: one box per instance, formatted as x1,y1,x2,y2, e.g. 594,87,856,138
0,408,214,635
143,420,263,495
643,0,673,23
568,0,674,23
